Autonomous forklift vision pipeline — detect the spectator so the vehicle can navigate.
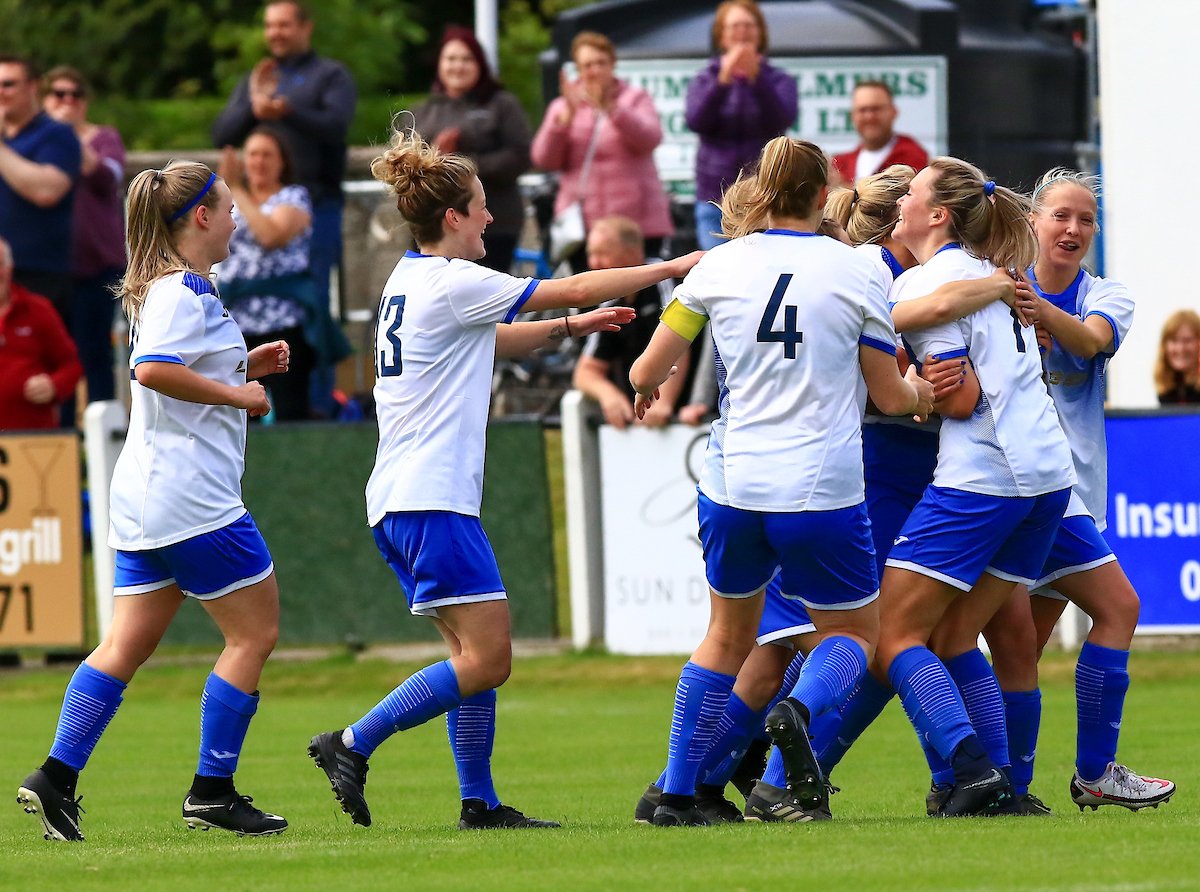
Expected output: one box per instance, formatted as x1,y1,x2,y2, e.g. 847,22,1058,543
1154,309,1200,405
217,128,347,421
571,216,686,428
0,54,81,321
42,65,125,409
831,80,928,186
532,31,672,271
0,235,82,431
212,0,356,415
686,0,797,251
413,26,532,274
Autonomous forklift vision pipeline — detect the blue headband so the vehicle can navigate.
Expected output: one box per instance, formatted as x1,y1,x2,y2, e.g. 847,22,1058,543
982,180,996,197
168,172,217,223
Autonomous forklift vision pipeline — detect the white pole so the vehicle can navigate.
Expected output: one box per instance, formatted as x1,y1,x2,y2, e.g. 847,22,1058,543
83,401,126,642
475,0,500,73
560,389,604,648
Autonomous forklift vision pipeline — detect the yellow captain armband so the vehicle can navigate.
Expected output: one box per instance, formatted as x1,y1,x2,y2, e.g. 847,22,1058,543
661,298,708,341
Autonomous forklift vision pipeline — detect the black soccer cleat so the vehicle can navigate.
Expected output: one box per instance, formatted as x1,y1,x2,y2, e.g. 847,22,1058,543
458,800,561,830
694,786,744,824
17,769,84,842
634,783,662,824
650,802,710,827
999,792,1053,816
308,730,371,826
743,780,829,823
926,782,952,816
182,791,287,836
729,737,771,802
934,768,1014,817
763,697,824,808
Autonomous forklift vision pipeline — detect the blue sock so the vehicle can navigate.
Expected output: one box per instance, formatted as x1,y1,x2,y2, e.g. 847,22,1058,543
945,649,1010,772
47,662,127,771
1076,641,1130,782
812,671,893,776
349,660,461,758
921,734,956,786
661,662,735,796
698,693,764,788
760,745,786,788
1003,688,1042,796
787,636,868,720
447,689,499,808
196,673,259,778
888,646,974,764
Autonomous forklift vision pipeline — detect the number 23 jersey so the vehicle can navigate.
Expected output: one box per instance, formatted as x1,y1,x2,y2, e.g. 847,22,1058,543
671,230,898,512
366,251,537,524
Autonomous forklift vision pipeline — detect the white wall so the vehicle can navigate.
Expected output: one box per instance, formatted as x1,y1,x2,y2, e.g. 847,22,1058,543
1098,2,1200,407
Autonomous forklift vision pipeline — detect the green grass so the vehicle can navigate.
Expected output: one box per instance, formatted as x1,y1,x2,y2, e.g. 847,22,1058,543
2,650,1197,891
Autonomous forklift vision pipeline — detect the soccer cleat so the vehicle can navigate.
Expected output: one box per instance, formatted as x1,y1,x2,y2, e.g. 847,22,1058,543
182,791,287,836
763,698,824,808
694,787,744,824
1070,762,1176,811
1000,792,1053,816
925,782,952,816
458,801,561,830
650,802,710,827
743,780,829,823
634,783,661,824
16,769,84,842
308,730,372,826
934,767,1014,818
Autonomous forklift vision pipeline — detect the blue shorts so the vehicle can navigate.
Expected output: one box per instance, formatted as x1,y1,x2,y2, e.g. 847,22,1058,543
1032,514,1116,595
863,423,938,576
756,574,815,647
113,512,274,600
372,511,506,617
886,485,1071,591
697,493,879,611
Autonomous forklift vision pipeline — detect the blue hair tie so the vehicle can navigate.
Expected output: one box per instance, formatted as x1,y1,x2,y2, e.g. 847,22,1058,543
168,172,217,223
982,180,996,197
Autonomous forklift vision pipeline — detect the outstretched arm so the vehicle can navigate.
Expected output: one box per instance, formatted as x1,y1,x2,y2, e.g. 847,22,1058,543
524,253,702,312
892,269,1036,333
495,306,635,358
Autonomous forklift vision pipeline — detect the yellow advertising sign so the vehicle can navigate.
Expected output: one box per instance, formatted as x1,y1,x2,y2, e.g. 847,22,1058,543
0,432,84,648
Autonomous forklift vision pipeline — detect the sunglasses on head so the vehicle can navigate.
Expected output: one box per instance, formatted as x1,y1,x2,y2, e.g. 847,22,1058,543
50,88,85,100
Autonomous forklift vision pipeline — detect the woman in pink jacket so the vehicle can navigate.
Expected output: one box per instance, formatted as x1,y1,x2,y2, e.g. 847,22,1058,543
532,31,673,269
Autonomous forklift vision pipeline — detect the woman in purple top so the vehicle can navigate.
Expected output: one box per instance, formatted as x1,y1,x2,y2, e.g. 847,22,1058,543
43,66,126,406
685,0,797,250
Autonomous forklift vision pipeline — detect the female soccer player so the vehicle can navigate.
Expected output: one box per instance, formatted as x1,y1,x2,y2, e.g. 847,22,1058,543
876,157,1076,817
981,168,1175,811
18,162,290,841
629,136,934,827
307,127,699,831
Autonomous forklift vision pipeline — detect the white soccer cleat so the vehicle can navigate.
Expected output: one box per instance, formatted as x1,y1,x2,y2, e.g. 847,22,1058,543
1070,762,1175,811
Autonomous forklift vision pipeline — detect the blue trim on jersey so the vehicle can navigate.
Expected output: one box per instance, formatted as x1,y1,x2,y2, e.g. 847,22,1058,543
181,271,216,297
763,228,820,237
1086,310,1121,354
404,249,434,259
931,346,968,361
879,246,905,280
934,242,963,256
133,353,185,366
504,279,539,324
860,334,898,356
1029,267,1084,314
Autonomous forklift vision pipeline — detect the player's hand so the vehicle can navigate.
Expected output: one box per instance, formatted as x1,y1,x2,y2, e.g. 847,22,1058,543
600,393,635,430
232,381,271,417
23,374,55,405
922,354,967,401
1035,322,1053,354
906,364,936,423
248,340,290,378
667,250,705,278
632,366,677,420
570,306,636,337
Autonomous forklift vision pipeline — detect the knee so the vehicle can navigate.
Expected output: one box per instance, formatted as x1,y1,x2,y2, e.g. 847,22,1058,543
464,644,512,692
1091,585,1140,641
228,623,279,663
738,664,786,708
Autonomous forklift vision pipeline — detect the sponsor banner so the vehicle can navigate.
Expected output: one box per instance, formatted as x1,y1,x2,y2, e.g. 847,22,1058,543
606,55,949,195
1106,412,1200,632
599,425,710,654
0,432,84,648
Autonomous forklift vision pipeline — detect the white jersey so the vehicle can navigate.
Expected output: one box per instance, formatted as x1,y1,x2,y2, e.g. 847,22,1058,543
365,251,537,524
110,272,249,550
1034,268,1134,529
892,247,1075,497
672,229,898,512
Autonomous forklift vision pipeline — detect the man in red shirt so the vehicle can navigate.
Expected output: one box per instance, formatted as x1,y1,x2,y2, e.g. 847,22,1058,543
832,80,929,186
0,235,82,430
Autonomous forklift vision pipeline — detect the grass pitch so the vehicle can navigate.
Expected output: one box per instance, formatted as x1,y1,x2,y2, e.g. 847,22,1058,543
2,649,1197,891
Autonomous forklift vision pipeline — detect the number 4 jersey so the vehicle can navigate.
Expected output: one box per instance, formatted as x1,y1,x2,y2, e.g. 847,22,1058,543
365,251,537,524
892,247,1075,498
665,229,899,513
